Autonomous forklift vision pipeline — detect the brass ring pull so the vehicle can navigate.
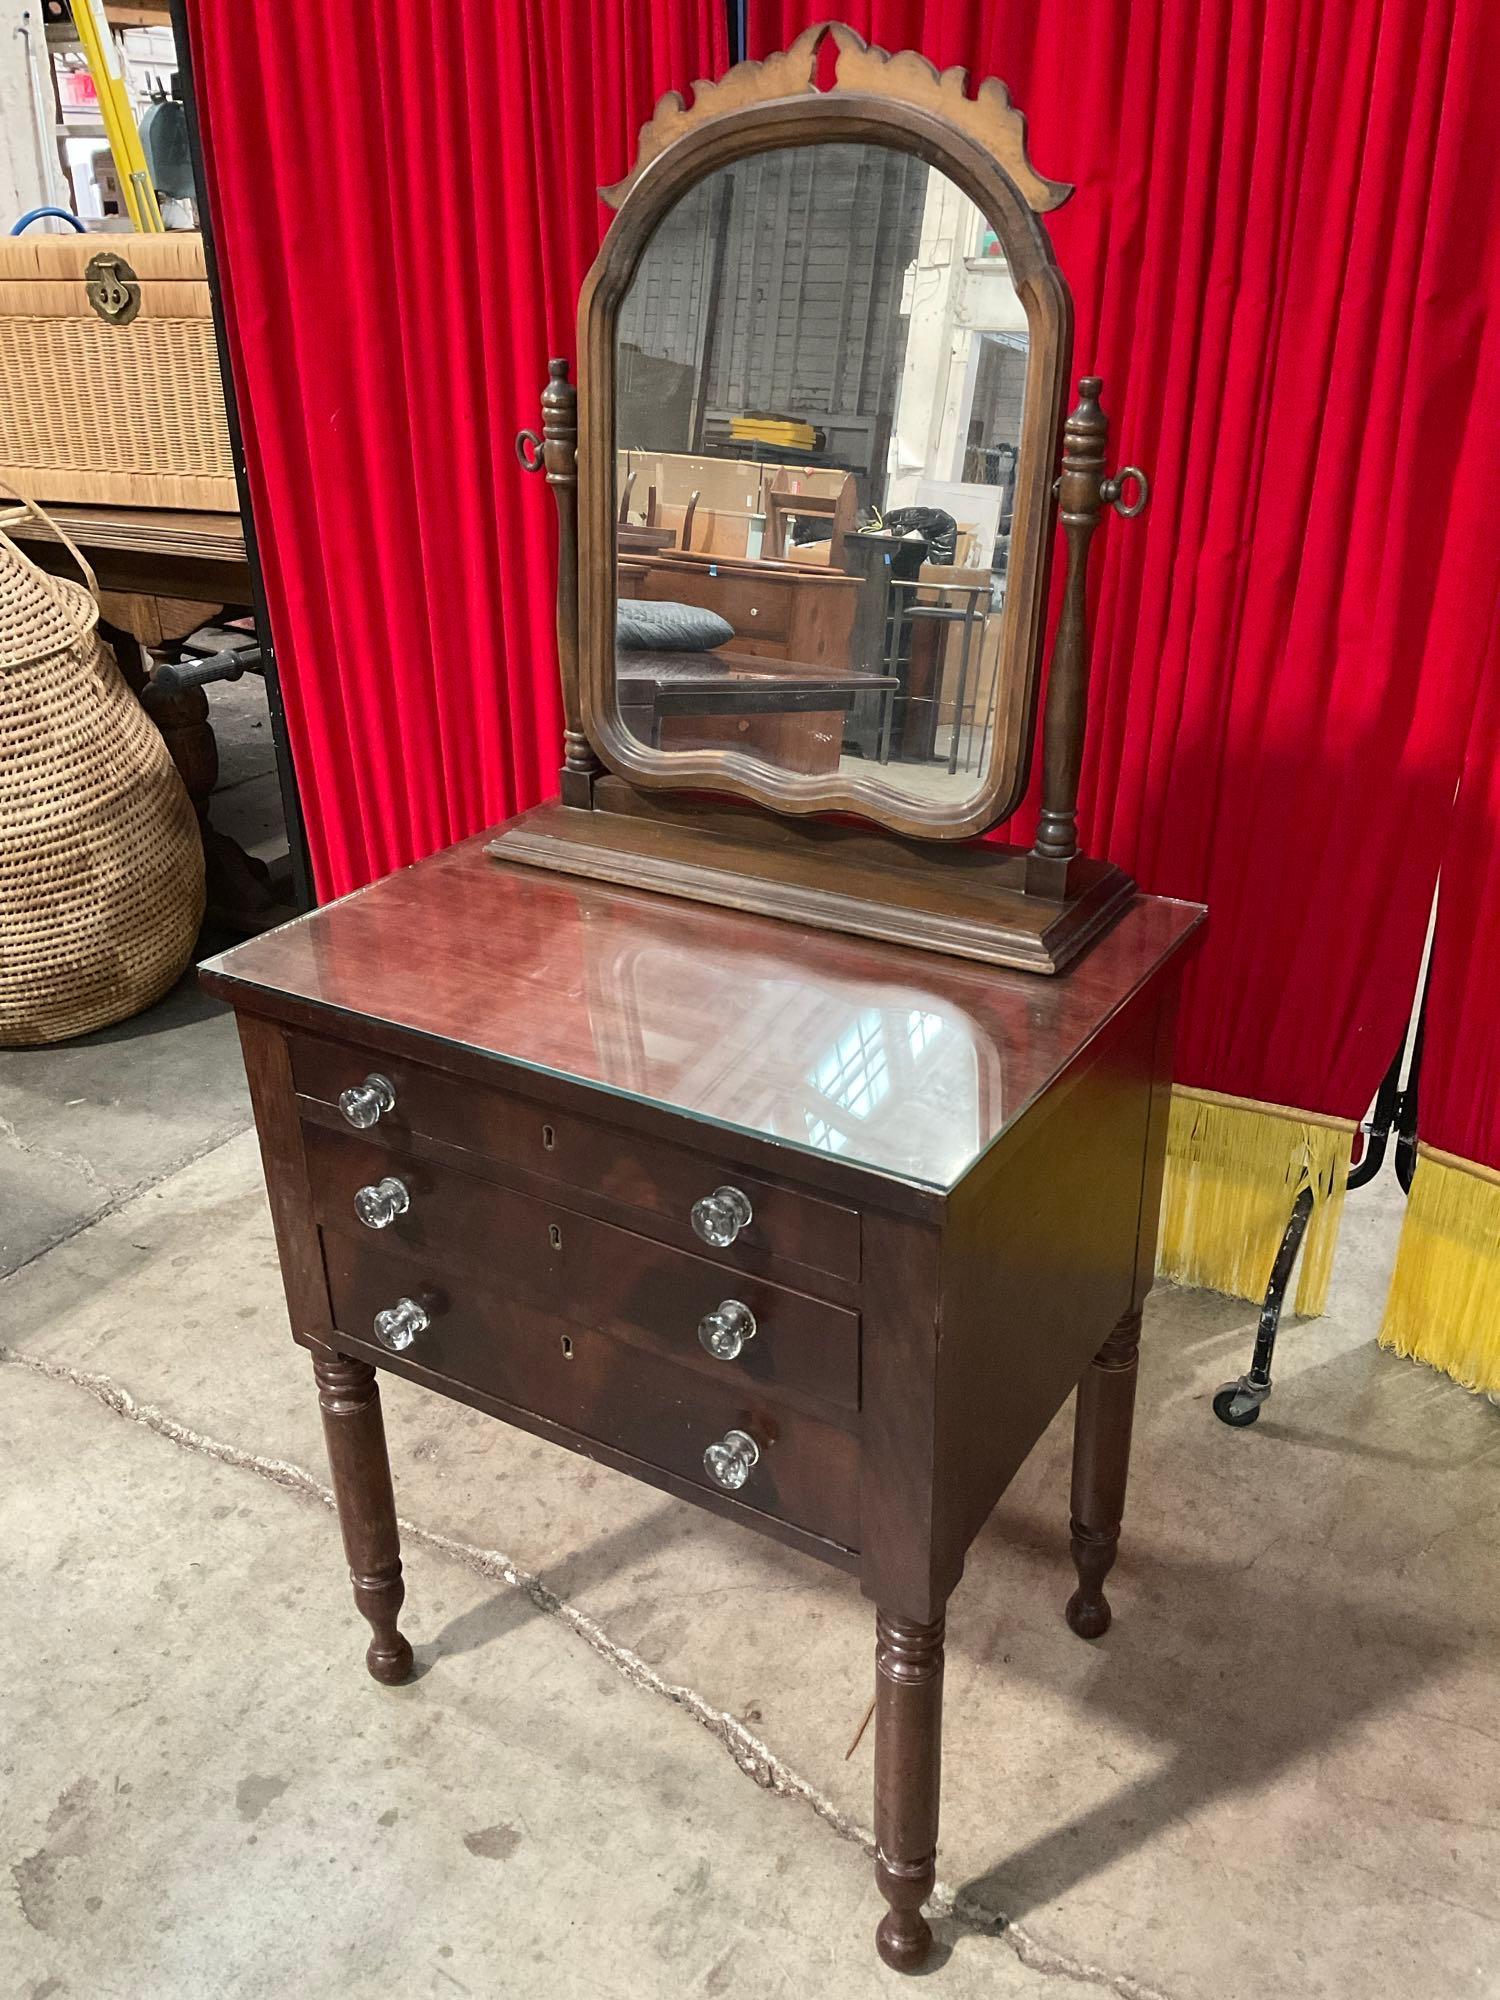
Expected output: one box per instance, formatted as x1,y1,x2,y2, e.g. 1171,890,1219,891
515,429,545,473
1101,465,1149,518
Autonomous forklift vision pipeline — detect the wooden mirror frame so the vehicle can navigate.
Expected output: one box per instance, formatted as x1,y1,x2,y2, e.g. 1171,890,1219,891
495,26,1142,977
575,23,1075,842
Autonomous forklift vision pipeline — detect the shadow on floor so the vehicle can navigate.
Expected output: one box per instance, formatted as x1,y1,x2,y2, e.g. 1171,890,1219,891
955,1330,1485,1925
956,1541,1459,1924
413,1499,686,1673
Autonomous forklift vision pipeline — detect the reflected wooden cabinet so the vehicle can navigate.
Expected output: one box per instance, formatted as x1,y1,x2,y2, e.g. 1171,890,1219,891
618,548,861,667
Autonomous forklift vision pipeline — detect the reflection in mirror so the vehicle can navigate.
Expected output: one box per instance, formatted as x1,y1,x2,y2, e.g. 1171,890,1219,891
614,143,1029,809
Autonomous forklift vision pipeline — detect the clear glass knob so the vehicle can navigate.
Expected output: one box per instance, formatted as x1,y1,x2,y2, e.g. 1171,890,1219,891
339,1073,396,1129
354,1176,410,1230
373,1297,428,1352
703,1428,759,1491
698,1300,757,1361
691,1186,753,1248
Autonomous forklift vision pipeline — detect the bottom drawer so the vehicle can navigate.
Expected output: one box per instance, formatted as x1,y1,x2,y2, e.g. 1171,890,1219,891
322,1232,860,1552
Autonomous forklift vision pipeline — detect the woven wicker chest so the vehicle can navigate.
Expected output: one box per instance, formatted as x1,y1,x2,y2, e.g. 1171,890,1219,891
0,232,235,512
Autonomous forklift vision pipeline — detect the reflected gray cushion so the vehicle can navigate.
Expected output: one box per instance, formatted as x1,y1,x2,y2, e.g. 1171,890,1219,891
616,599,734,653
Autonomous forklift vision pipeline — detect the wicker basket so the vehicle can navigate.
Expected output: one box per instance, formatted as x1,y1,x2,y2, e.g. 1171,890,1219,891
0,232,235,511
0,488,205,1046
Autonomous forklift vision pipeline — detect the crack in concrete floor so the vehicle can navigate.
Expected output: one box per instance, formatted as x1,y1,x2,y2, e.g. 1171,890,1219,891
0,1113,255,1281
0,1108,116,1200
0,1336,1177,2000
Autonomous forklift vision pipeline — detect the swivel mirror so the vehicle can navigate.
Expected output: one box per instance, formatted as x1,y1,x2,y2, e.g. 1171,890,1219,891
612,144,1047,822
497,24,1148,974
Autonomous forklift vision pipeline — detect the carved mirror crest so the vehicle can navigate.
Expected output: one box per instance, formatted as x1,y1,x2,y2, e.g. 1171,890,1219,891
574,23,1075,841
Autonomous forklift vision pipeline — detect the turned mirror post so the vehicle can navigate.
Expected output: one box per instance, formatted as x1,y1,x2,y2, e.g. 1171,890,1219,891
1027,380,1149,900
518,358,604,807
1027,377,1109,899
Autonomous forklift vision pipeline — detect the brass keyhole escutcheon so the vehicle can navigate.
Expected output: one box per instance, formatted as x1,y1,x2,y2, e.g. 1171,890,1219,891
548,1223,563,1250
560,1334,574,1360
84,251,142,327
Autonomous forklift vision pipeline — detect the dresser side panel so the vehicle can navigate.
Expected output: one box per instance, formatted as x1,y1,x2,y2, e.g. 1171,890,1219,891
932,987,1164,1565
235,1012,334,1349
859,1210,949,1623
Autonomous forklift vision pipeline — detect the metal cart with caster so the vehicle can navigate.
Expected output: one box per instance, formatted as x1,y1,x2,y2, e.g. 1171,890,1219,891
1212,972,1427,1429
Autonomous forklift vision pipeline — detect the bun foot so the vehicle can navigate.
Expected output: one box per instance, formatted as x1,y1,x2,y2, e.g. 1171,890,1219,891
1064,1586,1111,1640
366,1633,415,1685
876,1907,933,1972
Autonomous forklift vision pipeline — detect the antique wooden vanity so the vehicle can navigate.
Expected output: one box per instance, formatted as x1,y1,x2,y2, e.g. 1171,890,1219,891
204,27,1202,1974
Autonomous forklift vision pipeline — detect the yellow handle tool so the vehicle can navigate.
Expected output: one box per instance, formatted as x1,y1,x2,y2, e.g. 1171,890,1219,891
69,0,164,232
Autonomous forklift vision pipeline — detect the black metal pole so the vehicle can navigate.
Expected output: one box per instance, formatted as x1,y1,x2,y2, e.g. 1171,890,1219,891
167,0,315,911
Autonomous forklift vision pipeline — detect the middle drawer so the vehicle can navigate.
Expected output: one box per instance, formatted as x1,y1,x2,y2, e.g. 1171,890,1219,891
303,1122,860,1414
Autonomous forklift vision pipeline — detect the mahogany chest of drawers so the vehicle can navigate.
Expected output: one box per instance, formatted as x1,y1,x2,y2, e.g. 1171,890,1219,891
202,832,1201,1971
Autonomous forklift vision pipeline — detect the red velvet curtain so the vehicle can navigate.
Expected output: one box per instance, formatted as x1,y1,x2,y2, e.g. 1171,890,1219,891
751,0,1500,1118
184,0,727,900
1418,617,1500,1171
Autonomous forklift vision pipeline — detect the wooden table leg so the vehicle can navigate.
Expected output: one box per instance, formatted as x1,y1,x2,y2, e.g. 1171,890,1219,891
313,1350,414,1685
873,1606,945,1972
1065,1305,1143,1639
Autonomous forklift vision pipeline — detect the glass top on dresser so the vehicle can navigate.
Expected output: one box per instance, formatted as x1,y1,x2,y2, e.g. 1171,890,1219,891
201,839,1201,1193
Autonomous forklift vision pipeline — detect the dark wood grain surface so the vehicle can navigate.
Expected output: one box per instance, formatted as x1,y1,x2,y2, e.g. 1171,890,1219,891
289,1026,861,1285
488,797,1138,974
202,833,1203,1195
305,1122,861,1414
934,986,1161,1560
322,1229,862,1549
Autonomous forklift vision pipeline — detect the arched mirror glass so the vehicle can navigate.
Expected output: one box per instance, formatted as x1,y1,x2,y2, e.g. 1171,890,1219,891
609,142,1037,817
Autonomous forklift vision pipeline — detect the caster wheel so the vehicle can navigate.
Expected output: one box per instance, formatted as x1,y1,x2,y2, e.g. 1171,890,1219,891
1213,1385,1261,1427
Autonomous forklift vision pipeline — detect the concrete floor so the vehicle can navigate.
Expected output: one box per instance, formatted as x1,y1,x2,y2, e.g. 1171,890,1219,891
204,670,290,876
0,674,285,1277
2,967,1498,2000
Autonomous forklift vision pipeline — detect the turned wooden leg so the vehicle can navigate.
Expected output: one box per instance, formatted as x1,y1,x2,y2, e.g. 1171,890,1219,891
1065,1305,1143,1639
873,1607,945,1972
313,1351,414,1684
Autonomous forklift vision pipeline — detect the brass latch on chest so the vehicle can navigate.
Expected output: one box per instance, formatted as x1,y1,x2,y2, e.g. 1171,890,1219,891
84,251,142,327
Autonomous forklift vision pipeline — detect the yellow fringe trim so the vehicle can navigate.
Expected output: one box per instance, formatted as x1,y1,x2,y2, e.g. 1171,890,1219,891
1378,1144,1500,1396
1158,1087,1353,1317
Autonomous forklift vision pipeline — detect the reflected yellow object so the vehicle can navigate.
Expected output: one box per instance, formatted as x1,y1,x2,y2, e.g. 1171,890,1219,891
730,415,818,450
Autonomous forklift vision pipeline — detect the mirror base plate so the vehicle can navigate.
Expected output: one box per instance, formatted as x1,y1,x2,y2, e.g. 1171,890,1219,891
487,796,1135,976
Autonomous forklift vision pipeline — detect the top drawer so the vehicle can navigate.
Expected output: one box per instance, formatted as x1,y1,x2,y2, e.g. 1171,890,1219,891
288,1031,860,1287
